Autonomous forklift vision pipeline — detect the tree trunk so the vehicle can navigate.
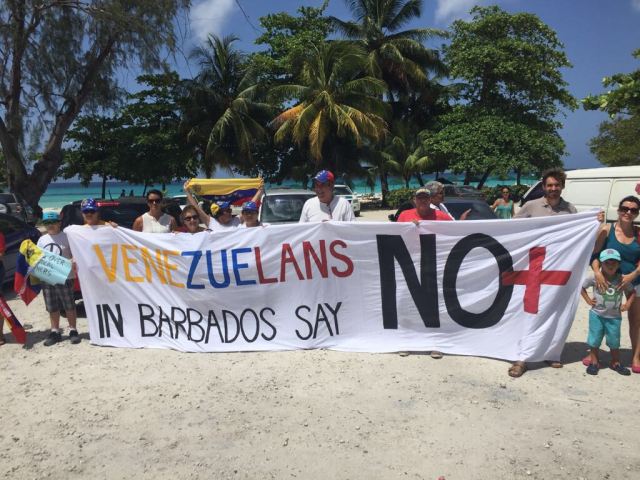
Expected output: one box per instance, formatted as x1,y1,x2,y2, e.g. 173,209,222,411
379,170,389,207
415,173,424,186
463,171,471,185
477,168,492,190
516,168,522,185
101,175,107,199
404,176,410,188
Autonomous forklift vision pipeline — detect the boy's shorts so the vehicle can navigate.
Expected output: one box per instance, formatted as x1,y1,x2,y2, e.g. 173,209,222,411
42,280,76,313
587,310,622,350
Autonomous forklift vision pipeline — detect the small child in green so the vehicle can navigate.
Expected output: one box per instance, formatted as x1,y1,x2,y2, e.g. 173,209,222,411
581,248,635,375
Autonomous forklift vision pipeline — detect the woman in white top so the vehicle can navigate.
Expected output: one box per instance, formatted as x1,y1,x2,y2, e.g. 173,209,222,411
184,181,263,233
132,189,176,233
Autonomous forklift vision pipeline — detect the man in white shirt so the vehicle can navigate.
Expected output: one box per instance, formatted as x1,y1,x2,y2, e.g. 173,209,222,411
299,170,355,222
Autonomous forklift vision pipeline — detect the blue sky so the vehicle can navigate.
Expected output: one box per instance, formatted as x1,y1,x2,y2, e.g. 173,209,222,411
175,0,640,169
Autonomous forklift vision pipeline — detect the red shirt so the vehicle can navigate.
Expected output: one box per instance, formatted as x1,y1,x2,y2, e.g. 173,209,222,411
0,232,5,254
397,208,452,222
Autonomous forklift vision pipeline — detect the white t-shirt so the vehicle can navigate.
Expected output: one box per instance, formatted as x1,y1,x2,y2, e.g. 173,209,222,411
299,196,355,223
208,215,241,233
431,202,453,219
37,231,75,279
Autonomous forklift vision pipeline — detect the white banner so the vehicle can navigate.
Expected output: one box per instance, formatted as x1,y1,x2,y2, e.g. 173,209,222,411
66,212,599,360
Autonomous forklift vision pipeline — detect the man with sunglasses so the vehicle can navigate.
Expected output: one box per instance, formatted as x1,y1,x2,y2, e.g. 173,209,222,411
133,190,176,233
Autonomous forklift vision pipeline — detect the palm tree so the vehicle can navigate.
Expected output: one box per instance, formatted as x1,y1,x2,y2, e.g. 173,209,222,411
330,0,446,100
183,35,273,177
270,41,388,170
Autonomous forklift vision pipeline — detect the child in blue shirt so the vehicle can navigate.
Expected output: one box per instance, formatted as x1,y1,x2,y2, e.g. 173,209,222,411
581,248,635,375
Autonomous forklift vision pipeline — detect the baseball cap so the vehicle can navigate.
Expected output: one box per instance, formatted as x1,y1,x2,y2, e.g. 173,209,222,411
42,211,60,223
81,198,98,213
599,248,621,262
242,201,258,213
313,170,335,184
415,187,431,197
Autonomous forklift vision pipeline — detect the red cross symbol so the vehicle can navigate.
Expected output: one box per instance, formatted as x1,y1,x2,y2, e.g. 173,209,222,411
501,247,571,314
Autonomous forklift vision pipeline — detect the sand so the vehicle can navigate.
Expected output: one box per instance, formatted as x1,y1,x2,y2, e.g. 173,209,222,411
1,209,639,479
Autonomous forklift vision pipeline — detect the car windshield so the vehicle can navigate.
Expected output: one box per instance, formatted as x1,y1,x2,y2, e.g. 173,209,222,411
261,194,314,223
0,193,16,203
334,186,352,196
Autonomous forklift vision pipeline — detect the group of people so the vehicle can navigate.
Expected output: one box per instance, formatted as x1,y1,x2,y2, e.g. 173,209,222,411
2,168,639,382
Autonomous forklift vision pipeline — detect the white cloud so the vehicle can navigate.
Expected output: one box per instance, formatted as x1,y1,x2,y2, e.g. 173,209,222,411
633,0,640,11
434,0,479,24
190,0,236,43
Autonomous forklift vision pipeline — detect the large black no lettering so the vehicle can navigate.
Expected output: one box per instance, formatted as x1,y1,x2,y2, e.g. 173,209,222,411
443,234,513,329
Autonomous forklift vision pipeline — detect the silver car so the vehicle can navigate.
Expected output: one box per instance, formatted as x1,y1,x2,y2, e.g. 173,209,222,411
259,189,315,224
0,192,35,224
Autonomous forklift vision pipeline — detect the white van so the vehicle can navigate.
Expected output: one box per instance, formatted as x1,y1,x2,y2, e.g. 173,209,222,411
520,166,640,222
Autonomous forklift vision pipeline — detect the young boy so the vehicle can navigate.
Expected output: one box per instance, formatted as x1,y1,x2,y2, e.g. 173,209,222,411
37,211,80,346
581,248,635,375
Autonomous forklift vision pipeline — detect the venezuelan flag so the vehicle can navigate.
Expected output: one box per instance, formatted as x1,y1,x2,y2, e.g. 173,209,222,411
13,239,42,306
185,178,262,206
0,296,26,344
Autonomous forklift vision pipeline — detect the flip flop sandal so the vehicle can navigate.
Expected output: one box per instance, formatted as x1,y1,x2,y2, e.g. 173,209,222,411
610,364,631,376
582,357,601,368
508,363,527,378
632,365,640,374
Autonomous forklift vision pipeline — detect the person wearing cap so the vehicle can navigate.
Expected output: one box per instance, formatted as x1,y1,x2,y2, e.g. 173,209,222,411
397,187,453,223
184,180,263,233
80,198,117,227
396,187,451,359
299,170,355,223
581,248,635,376
132,189,176,233
424,180,471,221
239,201,265,228
37,211,81,346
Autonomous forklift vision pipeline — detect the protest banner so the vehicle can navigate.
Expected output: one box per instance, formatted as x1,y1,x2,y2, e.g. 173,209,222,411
65,212,599,360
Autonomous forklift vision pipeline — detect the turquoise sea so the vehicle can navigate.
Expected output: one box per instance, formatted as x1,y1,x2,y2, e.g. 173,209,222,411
40,174,537,209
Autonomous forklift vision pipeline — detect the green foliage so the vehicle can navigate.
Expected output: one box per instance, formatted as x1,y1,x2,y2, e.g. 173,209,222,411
253,2,332,83
386,187,415,208
583,49,640,116
423,5,575,186
588,115,640,166
183,35,273,177
0,1,190,211
63,73,197,191
270,41,389,168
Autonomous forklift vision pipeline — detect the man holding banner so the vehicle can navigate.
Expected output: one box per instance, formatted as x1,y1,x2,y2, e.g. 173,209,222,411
37,211,79,346
509,168,577,377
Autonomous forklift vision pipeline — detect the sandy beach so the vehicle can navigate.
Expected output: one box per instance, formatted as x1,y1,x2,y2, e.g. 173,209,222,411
2,209,639,479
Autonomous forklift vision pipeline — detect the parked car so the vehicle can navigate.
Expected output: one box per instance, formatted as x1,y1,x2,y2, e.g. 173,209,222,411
388,198,497,222
333,184,361,216
259,189,315,225
519,166,640,222
171,194,188,210
0,192,36,224
0,212,41,286
443,184,485,199
60,197,182,230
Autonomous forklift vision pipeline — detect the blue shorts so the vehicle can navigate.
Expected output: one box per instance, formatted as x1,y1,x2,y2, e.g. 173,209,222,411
587,310,622,350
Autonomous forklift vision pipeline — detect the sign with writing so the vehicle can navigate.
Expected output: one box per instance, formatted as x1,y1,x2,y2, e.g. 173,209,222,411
19,239,71,285
65,212,599,360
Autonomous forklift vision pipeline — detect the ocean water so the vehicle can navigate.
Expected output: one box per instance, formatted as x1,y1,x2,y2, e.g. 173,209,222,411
40,175,537,209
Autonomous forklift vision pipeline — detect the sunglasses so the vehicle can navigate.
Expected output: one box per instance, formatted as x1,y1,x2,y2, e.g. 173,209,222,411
183,215,198,221
148,199,162,204
619,206,640,215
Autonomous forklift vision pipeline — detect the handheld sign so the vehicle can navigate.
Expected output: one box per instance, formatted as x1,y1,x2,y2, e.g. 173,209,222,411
19,239,72,286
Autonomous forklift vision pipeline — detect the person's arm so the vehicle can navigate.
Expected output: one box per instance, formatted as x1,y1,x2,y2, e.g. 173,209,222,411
132,216,143,232
491,200,499,211
590,224,610,291
622,290,636,312
343,199,355,221
510,201,515,217
169,216,177,232
251,180,265,204
184,181,211,226
580,287,596,307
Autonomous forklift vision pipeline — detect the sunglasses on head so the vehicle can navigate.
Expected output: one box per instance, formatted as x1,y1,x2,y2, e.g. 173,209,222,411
619,206,640,215
183,215,198,221
148,198,162,204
